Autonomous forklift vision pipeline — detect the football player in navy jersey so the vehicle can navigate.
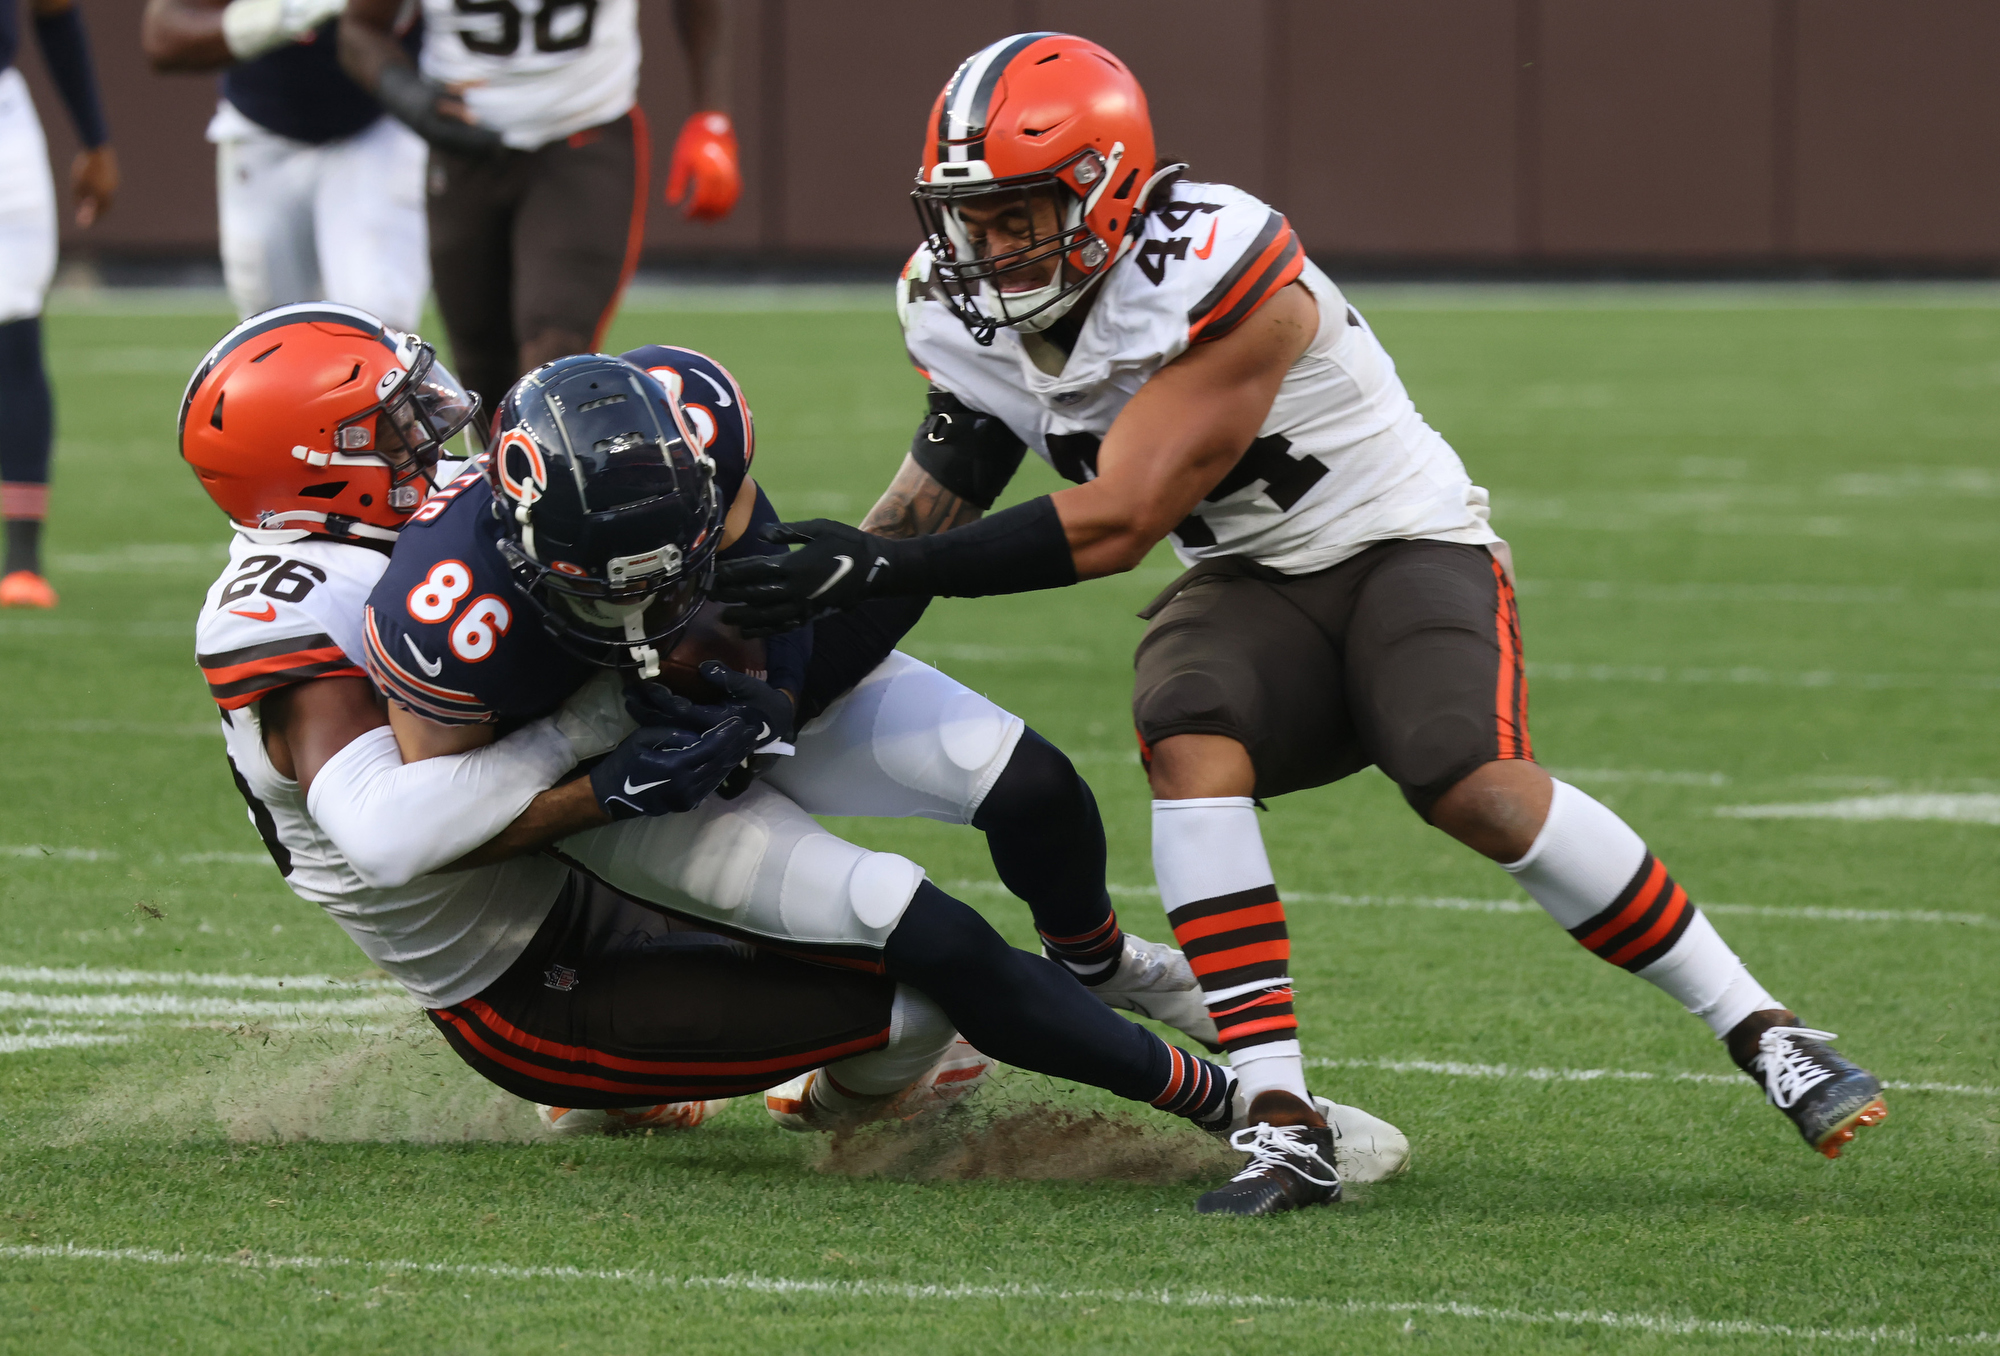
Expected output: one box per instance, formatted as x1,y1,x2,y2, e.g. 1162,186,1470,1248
356,344,1278,1143
142,0,428,331
0,0,114,609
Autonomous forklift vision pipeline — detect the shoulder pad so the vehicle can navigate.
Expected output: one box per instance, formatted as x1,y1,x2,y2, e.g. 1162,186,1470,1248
1129,184,1306,344
196,544,373,709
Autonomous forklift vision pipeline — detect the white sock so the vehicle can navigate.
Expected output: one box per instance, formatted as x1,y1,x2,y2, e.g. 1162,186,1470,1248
1152,797,1309,1103
1504,780,1780,1039
821,984,955,1095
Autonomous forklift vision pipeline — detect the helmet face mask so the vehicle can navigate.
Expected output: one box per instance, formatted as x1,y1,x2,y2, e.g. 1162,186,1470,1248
916,171,1105,340
332,343,478,511
487,354,724,674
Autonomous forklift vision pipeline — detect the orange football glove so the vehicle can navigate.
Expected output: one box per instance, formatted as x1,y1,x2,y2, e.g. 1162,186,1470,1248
666,111,741,223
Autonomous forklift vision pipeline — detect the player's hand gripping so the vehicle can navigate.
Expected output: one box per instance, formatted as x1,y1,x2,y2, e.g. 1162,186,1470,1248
375,65,504,159
587,684,763,820
666,111,741,221
713,521,912,638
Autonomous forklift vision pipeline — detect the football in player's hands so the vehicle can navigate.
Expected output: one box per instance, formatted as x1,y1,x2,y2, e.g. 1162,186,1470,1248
658,600,767,702
588,715,762,821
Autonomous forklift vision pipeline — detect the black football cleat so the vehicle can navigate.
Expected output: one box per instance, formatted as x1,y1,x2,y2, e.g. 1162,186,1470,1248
1742,1025,1887,1158
1195,1091,1342,1216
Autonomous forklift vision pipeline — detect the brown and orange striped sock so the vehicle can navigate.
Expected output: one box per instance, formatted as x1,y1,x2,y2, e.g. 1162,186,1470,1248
1154,797,1310,1103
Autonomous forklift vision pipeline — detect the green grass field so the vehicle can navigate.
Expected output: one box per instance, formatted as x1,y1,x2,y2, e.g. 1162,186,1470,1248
2,285,1997,1352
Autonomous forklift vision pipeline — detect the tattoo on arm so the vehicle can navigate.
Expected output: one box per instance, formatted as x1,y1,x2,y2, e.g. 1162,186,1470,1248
861,456,984,539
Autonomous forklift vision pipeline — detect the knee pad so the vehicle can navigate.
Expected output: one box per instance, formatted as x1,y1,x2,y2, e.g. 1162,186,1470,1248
973,728,1090,829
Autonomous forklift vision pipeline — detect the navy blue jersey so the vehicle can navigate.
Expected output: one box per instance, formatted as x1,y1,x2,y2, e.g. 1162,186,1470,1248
364,462,590,726
222,18,418,145
0,0,16,77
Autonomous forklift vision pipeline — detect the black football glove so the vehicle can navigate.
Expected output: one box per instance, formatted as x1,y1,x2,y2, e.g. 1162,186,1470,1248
713,520,917,638
624,665,795,801
588,714,761,820
375,64,505,159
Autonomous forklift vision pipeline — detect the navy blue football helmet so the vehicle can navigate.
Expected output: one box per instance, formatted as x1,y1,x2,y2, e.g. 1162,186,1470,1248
486,354,724,672
620,344,754,478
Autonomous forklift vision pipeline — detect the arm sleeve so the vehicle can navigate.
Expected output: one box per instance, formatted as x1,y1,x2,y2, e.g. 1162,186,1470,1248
305,718,576,889
31,5,109,149
719,483,812,697
797,596,930,723
907,388,1027,511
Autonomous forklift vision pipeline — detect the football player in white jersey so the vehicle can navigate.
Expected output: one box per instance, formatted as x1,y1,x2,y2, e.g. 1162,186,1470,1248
177,303,1267,1158
141,0,430,332
0,0,115,609
338,0,742,422
714,34,1888,1214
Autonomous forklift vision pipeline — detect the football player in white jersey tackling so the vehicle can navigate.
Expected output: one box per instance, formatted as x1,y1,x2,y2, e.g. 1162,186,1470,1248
177,303,1326,1163
714,33,1888,1214
339,0,742,423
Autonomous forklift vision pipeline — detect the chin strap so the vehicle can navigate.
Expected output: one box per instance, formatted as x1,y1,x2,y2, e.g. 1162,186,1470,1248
255,510,400,544
624,609,661,680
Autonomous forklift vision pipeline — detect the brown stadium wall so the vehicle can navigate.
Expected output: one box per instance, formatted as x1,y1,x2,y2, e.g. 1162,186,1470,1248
19,0,2000,272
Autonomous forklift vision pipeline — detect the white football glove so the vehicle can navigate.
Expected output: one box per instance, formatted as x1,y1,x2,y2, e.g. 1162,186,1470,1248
222,0,347,61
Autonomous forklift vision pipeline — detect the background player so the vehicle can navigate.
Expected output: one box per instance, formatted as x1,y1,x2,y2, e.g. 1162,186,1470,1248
714,33,1888,1214
0,0,113,608
179,304,1006,1138
141,0,430,332
338,0,742,424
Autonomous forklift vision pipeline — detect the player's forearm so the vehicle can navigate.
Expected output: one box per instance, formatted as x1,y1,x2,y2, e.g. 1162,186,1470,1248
442,776,610,871
671,0,722,109
140,0,232,71
337,0,410,89
860,456,984,539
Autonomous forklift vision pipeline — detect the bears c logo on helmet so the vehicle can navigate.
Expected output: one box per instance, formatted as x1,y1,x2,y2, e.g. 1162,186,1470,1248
495,428,548,521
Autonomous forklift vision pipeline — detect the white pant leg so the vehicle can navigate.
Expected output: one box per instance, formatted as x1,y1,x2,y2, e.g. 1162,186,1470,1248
212,112,323,319
314,117,430,332
0,69,57,324
766,650,1026,825
557,779,927,953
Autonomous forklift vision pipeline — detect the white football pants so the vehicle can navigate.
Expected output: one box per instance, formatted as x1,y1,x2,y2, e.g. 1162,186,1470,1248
209,102,430,332
559,651,1027,953
0,68,57,325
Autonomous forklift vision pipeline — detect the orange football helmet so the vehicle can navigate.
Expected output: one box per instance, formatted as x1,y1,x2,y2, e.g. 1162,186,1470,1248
178,303,477,544
913,33,1176,344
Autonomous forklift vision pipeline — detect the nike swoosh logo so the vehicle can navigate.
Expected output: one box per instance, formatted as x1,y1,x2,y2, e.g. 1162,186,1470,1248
623,776,671,795
1194,220,1219,260
693,369,733,407
229,603,277,622
403,634,443,677
808,554,854,600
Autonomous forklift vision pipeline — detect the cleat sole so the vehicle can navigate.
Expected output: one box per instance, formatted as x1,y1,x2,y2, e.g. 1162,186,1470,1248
1815,1097,1888,1158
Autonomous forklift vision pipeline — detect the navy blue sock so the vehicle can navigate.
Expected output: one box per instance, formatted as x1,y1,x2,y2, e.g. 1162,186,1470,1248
882,881,1228,1122
971,729,1124,981
0,317,54,575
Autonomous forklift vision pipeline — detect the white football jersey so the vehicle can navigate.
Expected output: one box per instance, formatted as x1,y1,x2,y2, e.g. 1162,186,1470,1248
196,530,564,1008
418,0,638,151
898,180,1500,576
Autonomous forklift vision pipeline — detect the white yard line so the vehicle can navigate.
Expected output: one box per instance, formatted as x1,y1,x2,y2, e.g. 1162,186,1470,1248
1305,1056,1995,1099
0,966,397,992
1718,794,2000,825
0,1243,1984,1345
0,991,409,1020
951,881,1994,929
1528,661,2000,692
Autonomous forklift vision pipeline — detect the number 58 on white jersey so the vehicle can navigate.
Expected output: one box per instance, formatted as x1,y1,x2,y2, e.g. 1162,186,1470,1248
419,0,639,151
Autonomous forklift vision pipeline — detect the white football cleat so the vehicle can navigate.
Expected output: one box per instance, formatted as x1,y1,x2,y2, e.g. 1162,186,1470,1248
766,1036,993,1133
536,1100,730,1136
1314,1096,1410,1183
1078,932,1222,1052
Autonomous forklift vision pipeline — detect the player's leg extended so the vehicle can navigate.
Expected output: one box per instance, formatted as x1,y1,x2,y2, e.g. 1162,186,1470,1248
554,782,1234,1130
1363,542,1885,1157
512,109,644,379
0,69,60,606
768,650,1215,1046
314,117,431,334
426,144,523,424
213,122,322,320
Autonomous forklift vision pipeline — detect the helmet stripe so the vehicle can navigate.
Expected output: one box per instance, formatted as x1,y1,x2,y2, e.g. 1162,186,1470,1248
942,31,1057,162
